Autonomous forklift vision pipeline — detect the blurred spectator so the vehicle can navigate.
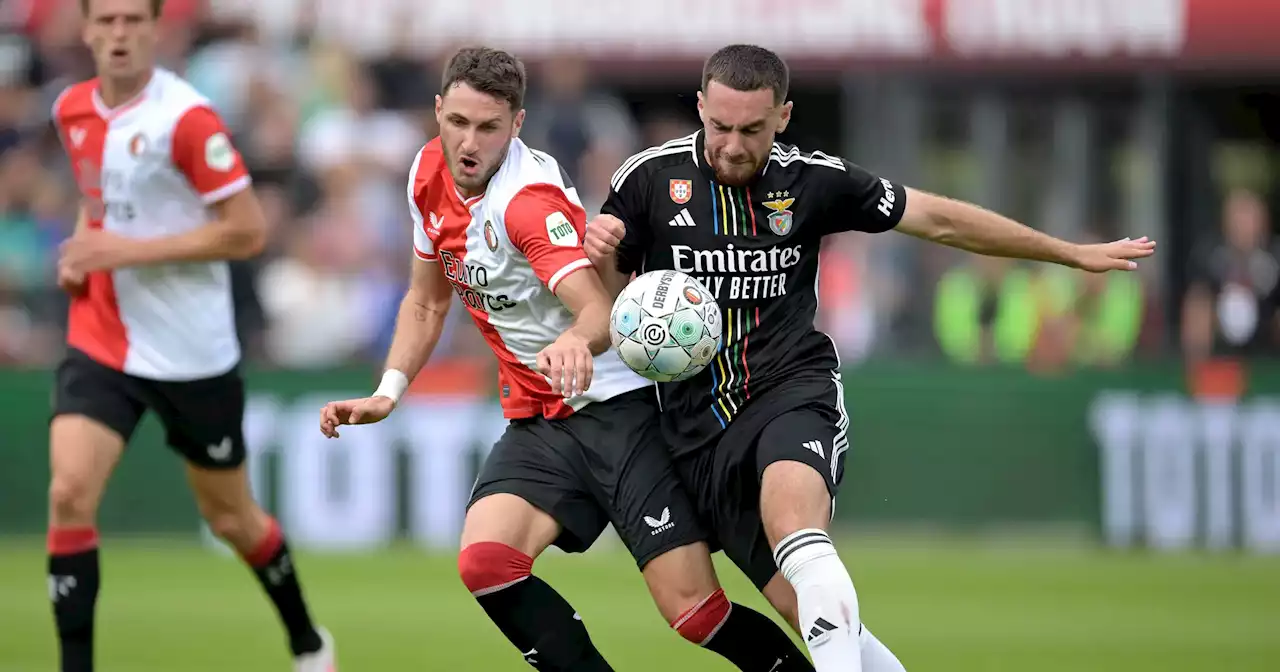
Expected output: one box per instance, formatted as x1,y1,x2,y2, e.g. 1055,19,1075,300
1182,189,1280,361
933,256,1039,366
257,171,383,368
1032,251,1144,371
521,56,638,215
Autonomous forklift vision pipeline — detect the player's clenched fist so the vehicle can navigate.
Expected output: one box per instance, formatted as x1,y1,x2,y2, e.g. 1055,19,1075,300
537,331,594,398
584,214,626,269
57,266,87,297
318,396,396,438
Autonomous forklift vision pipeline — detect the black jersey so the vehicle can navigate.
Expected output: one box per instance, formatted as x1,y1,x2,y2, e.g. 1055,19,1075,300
602,130,907,455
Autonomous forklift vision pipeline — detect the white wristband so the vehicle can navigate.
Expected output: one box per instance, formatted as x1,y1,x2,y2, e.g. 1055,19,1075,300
372,369,410,404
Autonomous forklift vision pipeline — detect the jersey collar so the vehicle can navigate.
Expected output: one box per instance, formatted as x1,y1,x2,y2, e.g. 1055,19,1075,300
92,69,157,120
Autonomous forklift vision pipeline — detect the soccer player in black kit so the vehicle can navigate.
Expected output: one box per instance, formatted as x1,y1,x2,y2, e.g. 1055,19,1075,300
586,45,1156,672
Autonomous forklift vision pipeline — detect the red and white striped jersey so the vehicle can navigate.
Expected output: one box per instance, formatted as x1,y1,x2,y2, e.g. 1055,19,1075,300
52,69,251,381
408,137,650,419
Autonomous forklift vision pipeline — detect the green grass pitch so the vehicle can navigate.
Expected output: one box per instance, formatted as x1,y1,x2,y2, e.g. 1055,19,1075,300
2,535,1277,671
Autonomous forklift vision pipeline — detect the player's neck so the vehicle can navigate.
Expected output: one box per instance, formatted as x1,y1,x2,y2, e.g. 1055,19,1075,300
97,69,154,110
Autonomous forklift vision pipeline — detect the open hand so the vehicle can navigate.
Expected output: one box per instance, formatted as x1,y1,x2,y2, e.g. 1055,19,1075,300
584,215,625,270
319,396,396,438
1072,236,1157,273
537,331,593,398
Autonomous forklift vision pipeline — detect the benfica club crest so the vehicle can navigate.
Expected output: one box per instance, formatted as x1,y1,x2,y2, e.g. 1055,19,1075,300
669,179,693,204
762,196,796,236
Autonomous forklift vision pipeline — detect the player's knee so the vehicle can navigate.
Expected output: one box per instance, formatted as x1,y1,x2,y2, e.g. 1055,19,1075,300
457,541,534,596
760,461,831,544
642,543,721,622
204,510,256,546
48,474,98,525
670,588,731,646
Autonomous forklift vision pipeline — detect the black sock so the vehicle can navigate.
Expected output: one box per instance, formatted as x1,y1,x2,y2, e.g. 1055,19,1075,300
49,548,100,672
475,575,613,671
705,603,815,672
245,523,322,656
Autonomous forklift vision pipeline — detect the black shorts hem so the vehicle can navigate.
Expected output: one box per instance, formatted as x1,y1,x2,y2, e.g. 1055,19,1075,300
467,480,597,555
630,527,707,571
51,348,247,468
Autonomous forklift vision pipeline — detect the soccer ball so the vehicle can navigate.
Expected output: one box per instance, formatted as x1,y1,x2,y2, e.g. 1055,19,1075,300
610,270,722,382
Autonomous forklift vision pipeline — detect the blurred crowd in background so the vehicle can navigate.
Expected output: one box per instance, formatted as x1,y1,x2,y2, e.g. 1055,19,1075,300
2,0,1278,375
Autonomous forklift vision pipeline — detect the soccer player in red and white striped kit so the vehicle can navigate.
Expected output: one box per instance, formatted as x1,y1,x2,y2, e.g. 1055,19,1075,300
46,1,334,670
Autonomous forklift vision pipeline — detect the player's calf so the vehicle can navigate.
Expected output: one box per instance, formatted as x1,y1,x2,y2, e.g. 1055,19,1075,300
47,415,126,672
188,464,324,658
761,460,862,672
642,542,813,672
460,494,612,671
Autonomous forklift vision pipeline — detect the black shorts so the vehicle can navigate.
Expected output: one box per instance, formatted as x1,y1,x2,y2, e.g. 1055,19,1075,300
468,387,706,569
52,348,247,469
675,375,848,590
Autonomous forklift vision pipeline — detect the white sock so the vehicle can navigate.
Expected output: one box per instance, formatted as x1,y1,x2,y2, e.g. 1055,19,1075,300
860,625,906,672
774,528,862,672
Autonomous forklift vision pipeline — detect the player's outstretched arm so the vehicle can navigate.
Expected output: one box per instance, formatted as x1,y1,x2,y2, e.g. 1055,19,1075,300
383,257,454,382
319,257,452,438
895,188,1157,273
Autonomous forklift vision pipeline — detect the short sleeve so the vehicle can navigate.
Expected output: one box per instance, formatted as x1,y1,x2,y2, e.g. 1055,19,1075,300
600,165,652,276
405,148,436,261
171,106,251,204
818,159,907,235
505,184,593,294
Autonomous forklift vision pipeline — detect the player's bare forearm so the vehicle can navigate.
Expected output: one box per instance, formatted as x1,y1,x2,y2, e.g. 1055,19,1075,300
896,188,1077,266
567,301,612,356
122,189,266,265
596,265,630,300
383,258,453,380
555,268,614,355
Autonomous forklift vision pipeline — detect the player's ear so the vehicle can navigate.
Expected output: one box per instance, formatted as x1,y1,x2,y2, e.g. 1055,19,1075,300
696,91,707,122
434,95,443,123
776,101,793,133
512,108,525,138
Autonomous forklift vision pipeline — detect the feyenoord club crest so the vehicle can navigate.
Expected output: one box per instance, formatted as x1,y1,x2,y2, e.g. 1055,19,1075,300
762,195,796,236
483,220,499,251
669,179,693,204
128,133,148,156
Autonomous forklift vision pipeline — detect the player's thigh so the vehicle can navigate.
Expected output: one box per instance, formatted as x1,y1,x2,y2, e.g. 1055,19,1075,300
579,390,709,569
697,428,789,592
576,390,717,617
48,350,144,517
755,406,845,544
146,366,248,472
465,419,607,558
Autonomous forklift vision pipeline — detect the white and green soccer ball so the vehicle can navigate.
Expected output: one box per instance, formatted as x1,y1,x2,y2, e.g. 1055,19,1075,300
610,270,722,382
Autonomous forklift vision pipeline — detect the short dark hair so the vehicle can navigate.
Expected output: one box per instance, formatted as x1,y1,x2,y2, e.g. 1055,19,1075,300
702,45,789,105
81,0,166,18
441,47,527,112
